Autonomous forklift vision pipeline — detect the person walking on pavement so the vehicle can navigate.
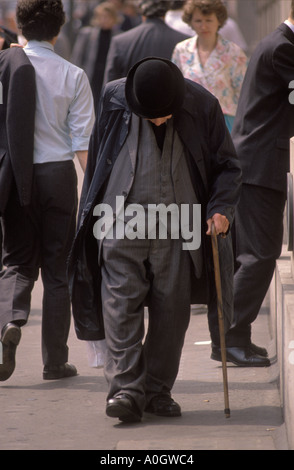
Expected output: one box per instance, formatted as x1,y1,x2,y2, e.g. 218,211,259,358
70,1,121,111
0,25,18,273
103,0,190,84
211,1,294,367
0,0,95,382
68,57,241,423
171,0,248,133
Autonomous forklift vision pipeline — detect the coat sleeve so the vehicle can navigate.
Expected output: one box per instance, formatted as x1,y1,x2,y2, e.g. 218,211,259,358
7,61,36,207
273,41,294,86
77,79,128,226
70,28,89,68
206,99,242,226
77,83,109,223
103,37,123,84
69,81,128,341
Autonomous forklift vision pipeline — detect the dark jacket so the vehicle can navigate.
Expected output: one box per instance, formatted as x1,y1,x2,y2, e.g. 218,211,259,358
71,25,118,109
0,47,36,214
103,17,189,83
68,78,242,341
231,23,294,195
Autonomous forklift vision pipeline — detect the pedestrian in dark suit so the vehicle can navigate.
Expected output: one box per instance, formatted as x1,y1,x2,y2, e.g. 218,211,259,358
0,0,95,382
68,57,241,423
211,2,294,367
103,0,190,83
70,2,121,110
0,25,19,272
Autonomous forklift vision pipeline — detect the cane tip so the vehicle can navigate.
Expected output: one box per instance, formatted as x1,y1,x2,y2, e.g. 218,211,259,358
224,408,230,418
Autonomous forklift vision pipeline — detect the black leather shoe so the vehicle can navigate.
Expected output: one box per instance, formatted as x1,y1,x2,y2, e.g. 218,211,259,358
145,394,181,417
250,343,268,357
211,346,270,367
0,323,21,381
43,363,78,380
106,393,142,423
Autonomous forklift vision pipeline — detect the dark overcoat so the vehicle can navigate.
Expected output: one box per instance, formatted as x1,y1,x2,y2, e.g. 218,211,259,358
232,23,294,195
103,17,189,83
0,47,36,214
68,78,242,341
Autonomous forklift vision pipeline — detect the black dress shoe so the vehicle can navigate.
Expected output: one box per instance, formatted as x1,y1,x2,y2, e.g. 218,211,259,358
250,342,268,357
211,346,270,367
145,394,181,417
43,363,78,380
106,393,142,423
0,323,21,381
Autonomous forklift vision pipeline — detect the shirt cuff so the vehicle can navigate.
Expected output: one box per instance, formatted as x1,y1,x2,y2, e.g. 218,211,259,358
72,136,91,152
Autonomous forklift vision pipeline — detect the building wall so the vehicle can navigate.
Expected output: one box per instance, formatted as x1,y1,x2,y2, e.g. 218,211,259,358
254,0,291,41
230,0,292,55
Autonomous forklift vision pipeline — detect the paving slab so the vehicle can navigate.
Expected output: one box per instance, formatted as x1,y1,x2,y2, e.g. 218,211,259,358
0,279,288,452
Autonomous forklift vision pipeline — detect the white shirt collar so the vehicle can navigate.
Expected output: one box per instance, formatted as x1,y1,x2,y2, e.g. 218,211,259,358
284,19,294,34
25,40,54,51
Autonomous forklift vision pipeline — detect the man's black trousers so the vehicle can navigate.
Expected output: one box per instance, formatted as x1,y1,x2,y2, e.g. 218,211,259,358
226,183,286,347
0,160,78,365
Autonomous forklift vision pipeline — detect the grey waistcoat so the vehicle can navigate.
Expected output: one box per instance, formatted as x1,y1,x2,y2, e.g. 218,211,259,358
97,114,202,277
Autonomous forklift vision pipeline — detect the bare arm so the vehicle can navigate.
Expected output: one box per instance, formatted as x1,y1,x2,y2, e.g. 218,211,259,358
76,150,88,173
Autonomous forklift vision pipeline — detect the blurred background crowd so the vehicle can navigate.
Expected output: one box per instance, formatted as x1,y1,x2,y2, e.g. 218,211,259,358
0,0,293,60
0,0,142,57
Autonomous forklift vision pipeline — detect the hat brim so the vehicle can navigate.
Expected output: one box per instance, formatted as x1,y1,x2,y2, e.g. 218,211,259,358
125,57,186,119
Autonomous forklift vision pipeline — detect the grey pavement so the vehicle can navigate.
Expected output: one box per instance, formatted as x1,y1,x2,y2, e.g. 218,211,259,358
0,277,289,451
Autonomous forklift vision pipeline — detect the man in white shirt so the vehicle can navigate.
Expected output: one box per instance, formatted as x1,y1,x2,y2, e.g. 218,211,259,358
0,0,95,382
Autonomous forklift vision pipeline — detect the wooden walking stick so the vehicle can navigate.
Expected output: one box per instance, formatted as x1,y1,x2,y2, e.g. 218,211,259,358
211,221,230,418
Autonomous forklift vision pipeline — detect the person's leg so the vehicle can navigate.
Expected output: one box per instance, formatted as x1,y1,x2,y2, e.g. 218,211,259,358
228,184,285,347
0,185,40,381
101,236,150,414
0,186,39,331
36,162,78,369
0,223,3,271
144,237,192,412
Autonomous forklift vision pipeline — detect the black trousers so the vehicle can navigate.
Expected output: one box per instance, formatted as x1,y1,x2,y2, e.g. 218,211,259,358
0,161,78,365
226,183,286,347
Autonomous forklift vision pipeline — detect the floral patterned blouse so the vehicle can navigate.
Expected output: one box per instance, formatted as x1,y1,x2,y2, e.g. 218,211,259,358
172,34,248,117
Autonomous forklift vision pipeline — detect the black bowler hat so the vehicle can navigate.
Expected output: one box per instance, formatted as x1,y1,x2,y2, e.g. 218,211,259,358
125,57,186,119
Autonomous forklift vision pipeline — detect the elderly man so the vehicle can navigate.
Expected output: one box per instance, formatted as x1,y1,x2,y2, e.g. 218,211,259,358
68,57,241,423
